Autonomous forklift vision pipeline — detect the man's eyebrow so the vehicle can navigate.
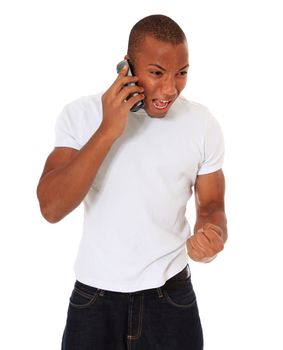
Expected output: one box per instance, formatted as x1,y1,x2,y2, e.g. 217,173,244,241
148,64,166,71
179,64,190,71
148,63,190,71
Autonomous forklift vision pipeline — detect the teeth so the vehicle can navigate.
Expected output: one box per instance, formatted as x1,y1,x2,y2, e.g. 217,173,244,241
153,99,170,110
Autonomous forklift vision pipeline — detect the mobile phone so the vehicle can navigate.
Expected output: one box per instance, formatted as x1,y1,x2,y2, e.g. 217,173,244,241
116,60,144,112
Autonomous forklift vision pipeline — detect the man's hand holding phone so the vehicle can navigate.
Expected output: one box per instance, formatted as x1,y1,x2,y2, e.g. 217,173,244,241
100,63,144,141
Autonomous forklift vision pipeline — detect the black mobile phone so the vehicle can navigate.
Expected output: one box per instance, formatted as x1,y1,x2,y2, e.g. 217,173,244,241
116,60,144,112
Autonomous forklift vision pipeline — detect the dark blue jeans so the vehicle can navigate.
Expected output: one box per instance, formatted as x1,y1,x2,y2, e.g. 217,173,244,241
61,265,203,349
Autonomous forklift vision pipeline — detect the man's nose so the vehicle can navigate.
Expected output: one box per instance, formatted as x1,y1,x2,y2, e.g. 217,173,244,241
161,75,177,98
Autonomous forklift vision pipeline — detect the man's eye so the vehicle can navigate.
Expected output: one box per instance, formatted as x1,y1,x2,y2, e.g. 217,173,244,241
150,71,162,76
179,71,188,76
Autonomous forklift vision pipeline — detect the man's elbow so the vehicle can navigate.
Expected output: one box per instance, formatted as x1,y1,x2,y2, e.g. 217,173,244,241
38,201,63,224
37,186,63,224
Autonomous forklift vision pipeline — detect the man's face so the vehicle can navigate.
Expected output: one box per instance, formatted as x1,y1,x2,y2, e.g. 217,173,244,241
128,35,189,118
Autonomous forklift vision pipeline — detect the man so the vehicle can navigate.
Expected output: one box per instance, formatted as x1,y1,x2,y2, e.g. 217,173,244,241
37,14,227,350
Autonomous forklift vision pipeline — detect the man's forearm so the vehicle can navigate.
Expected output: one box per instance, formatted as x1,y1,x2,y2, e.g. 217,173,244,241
37,127,116,223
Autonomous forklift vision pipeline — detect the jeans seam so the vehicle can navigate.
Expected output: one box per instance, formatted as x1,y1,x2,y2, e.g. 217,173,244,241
163,289,196,309
74,287,95,300
157,288,164,298
128,295,134,341
69,289,99,309
127,294,144,340
131,294,143,339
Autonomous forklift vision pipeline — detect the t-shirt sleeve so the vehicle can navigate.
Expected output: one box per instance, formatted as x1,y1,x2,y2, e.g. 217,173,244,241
54,102,82,150
198,113,225,175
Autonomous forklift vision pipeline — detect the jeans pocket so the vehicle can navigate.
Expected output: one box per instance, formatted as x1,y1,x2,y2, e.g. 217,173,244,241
69,287,99,309
163,282,197,308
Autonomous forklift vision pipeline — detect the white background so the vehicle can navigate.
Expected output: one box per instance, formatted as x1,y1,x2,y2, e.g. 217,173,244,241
1,0,282,349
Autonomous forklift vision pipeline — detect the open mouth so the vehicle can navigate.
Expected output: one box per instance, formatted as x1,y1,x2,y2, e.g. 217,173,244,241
152,99,172,110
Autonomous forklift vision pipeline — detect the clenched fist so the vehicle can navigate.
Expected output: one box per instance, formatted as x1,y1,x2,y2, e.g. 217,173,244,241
187,223,224,263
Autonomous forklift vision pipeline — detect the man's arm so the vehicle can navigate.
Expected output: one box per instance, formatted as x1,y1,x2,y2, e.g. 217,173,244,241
36,130,116,224
36,65,144,223
186,169,227,263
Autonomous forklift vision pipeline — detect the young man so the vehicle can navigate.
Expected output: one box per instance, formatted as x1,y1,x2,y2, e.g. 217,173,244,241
37,14,227,350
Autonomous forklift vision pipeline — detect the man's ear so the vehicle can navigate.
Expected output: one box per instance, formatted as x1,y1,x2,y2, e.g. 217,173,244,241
124,54,129,60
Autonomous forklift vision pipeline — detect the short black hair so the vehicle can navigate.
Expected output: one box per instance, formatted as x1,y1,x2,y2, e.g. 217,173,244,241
127,14,186,59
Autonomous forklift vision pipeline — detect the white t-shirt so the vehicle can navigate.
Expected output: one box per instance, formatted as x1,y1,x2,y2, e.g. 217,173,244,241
55,92,224,292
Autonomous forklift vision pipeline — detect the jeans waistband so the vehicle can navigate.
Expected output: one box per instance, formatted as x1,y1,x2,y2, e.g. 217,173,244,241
75,264,190,296
162,264,190,290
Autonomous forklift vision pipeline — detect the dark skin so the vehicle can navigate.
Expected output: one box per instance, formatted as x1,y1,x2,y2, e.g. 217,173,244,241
37,35,227,262
126,36,189,118
189,170,227,262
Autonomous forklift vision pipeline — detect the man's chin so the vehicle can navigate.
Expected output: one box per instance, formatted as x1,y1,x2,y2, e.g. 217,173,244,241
144,101,173,118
